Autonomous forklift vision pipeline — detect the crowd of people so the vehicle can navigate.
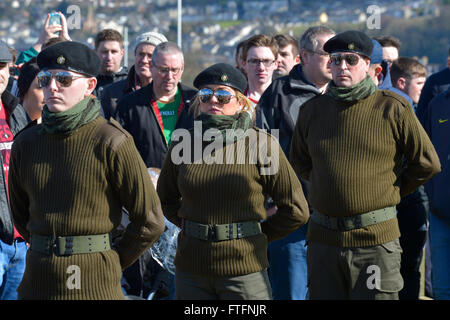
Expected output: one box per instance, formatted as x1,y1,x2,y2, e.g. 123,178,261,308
0,11,449,300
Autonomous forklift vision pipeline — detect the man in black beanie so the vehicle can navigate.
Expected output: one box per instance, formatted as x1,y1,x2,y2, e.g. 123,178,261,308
8,41,165,300
290,30,441,300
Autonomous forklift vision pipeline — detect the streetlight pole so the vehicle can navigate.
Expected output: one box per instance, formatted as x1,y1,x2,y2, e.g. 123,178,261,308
177,0,182,49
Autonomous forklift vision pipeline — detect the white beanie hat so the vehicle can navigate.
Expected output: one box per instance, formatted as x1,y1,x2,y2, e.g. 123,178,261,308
134,31,168,53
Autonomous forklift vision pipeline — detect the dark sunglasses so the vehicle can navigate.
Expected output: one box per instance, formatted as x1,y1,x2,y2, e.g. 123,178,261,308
37,71,86,88
198,88,237,104
330,53,361,66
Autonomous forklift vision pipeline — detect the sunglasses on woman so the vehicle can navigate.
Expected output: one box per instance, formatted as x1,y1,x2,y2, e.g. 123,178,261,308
330,53,361,66
37,71,86,88
198,88,237,104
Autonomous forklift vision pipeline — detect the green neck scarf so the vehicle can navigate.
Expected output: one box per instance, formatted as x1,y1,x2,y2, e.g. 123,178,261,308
326,75,377,102
40,96,101,134
195,111,252,143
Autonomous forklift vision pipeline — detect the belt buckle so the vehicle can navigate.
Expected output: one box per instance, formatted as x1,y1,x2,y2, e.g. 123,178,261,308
336,218,347,231
236,223,243,239
353,215,363,229
52,236,73,256
207,225,217,241
51,237,61,256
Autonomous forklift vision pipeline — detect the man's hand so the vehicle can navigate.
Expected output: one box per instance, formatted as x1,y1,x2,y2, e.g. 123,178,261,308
33,13,71,53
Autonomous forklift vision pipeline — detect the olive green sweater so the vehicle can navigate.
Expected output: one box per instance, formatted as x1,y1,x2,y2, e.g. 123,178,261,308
290,90,441,247
157,127,309,277
8,116,165,300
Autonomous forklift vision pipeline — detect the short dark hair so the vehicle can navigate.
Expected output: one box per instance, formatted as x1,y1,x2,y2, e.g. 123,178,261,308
274,34,299,57
17,57,40,103
390,57,427,86
95,29,123,49
373,35,401,50
242,34,278,62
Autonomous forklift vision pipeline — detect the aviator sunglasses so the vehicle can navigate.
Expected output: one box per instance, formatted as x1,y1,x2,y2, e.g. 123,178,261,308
330,53,362,66
37,71,86,88
198,88,237,104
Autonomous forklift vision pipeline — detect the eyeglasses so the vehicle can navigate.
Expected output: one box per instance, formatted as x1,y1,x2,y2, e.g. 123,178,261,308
37,71,86,88
330,53,361,66
198,88,237,104
152,64,182,76
246,59,275,67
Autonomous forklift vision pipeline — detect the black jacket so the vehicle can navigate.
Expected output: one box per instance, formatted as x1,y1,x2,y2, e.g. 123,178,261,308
0,91,29,245
256,64,322,156
416,67,450,127
115,82,197,168
100,65,137,119
94,66,129,99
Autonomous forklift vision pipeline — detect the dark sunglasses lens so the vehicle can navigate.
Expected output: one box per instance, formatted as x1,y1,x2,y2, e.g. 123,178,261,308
331,55,341,65
37,72,51,87
345,55,359,66
199,89,213,103
331,54,359,66
214,90,232,104
55,73,73,87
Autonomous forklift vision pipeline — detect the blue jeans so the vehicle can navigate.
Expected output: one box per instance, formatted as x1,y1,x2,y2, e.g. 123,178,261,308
429,212,450,300
0,239,27,300
267,223,308,300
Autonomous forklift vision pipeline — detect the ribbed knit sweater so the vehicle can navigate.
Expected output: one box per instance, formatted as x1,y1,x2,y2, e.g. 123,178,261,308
8,116,165,300
290,90,441,247
157,127,309,276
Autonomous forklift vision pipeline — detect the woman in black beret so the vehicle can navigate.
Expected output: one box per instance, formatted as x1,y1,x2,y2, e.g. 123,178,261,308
156,63,309,300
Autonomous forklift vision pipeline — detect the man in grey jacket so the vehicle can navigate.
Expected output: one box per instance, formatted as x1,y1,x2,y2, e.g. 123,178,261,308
256,26,335,300
0,41,29,300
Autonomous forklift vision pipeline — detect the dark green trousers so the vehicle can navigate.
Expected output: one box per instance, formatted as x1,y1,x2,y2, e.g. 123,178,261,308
174,269,272,300
307,239,404,300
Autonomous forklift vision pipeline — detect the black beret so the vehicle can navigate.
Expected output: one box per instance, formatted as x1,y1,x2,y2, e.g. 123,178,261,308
324,30,373,58
193,63,247,94
37,41,100,77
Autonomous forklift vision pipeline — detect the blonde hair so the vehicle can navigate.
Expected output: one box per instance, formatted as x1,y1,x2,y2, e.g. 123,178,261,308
191,89,255,121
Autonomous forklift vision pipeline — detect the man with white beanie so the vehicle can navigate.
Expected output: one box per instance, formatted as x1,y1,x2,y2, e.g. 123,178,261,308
100,31,168,119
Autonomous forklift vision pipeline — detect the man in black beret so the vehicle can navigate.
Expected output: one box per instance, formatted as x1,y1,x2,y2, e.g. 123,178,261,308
8,41,165,300
290,30,441,300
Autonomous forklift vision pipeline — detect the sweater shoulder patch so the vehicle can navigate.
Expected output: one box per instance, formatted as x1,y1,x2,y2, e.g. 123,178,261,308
93,118,131,151
380,90,410,108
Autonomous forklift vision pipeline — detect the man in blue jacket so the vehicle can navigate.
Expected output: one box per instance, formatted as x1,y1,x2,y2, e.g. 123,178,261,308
422,88,450,300
416,48,450,127
388,56,430,300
